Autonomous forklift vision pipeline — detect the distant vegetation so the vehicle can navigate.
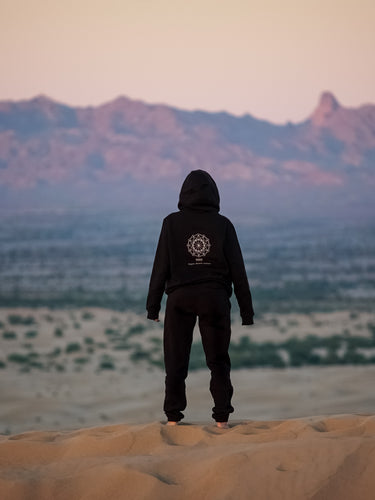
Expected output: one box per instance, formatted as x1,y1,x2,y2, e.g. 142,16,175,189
7,314,36,325
127,324,146,336
65,342,81,354
98,354,115,370
0,213,374,315
24,330,38,338
142,323,375,371
2,309,375,374
91,322,375,371
54,327,64,337
2,331,17,340
81,311,95,320
211,324,375,370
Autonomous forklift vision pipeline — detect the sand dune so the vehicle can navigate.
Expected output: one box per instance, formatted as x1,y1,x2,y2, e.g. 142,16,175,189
1,414,375,500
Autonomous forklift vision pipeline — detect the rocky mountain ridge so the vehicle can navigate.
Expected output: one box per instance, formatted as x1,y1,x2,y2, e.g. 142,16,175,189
0,92,374,214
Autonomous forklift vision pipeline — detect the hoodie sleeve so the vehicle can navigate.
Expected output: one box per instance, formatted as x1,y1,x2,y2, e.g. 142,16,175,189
224,220,254,325
146,218,170,320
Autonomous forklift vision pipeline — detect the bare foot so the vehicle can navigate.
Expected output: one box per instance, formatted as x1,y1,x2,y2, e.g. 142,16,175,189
216,422,229,429
166,421,178,426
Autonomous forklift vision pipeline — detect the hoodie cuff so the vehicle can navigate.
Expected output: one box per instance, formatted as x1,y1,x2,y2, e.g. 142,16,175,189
241,314,254,326
147,309,159,320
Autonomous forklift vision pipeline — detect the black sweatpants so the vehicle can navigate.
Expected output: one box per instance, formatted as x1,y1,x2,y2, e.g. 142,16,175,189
163,282,234,422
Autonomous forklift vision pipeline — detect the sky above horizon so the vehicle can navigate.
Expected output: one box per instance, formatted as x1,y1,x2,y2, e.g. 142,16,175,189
1,0,374,124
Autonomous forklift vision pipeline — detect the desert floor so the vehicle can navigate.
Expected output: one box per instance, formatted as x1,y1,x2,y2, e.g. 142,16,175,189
1,307,375,434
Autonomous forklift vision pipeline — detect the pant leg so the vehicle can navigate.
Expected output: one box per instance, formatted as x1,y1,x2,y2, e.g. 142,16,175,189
163,289,196,422
196,287,234,422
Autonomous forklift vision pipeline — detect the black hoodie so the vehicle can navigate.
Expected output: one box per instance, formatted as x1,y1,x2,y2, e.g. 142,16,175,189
146,170,254,325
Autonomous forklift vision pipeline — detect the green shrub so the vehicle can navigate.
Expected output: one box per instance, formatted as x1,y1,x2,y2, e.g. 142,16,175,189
65,342,81,354
2,331,17,340
8,314,36,325
105,328,118,336
81,311,94,320
345,335,372,349
256,343,286,368
27,360,44,370
127,324,146,337
84,337,94,344
113,343,131,350
0,320,5,328
74,357,89,364
318,335,341,363
48,347,61,357
230,336,286,369
150,337,162,346
282,336,321,367
287,319,299,326
7,353,29,364
130,347,151,363
150,357,164,369
74,322,81,329
25,330,38,338
0,360,6,369
27,352,39,358
313,320,323,327
98,355,115,370
54,327,64,337
342,348,368,365
367,322,375,345
148,339,162,354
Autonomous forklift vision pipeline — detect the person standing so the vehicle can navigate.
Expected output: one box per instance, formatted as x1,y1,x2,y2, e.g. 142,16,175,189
146,170,254,428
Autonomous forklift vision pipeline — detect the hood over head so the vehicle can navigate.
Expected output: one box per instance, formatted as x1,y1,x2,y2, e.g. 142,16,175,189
178,170,220,212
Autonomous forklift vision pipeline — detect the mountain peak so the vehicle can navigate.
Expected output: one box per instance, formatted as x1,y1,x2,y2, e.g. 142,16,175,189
319,91,340,110
311,92,341,126
31,94,54,103
29,94,63,108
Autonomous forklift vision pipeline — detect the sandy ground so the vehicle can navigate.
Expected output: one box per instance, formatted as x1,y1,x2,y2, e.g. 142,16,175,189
1,307,375,434
1,414,375,500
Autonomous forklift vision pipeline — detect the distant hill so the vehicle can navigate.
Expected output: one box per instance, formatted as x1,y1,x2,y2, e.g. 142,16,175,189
0,92,374,217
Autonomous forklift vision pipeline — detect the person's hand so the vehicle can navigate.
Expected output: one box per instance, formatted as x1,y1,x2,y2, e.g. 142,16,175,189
154,319,160,322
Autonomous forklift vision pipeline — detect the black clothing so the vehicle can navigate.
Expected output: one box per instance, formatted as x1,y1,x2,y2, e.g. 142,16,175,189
146,171,254,325
163,283,234,422
146,169,254,422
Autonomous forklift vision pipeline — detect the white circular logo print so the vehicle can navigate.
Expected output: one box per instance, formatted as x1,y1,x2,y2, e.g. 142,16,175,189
187,233,211,258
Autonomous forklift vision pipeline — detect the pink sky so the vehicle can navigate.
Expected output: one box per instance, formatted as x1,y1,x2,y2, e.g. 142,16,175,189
1,0,374,123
